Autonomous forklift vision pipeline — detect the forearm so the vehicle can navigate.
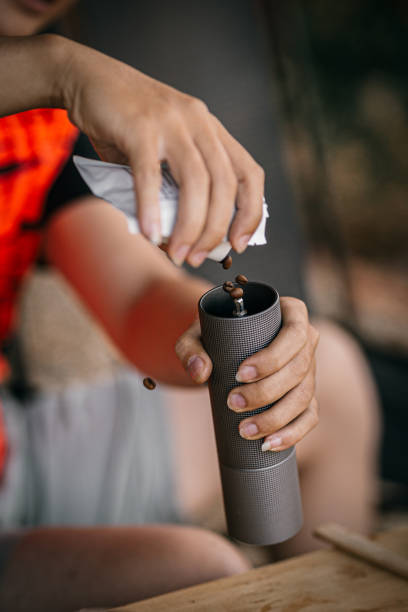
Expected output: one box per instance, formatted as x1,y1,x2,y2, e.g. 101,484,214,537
119,272,212,387
0,34,68,116
46,198,212,387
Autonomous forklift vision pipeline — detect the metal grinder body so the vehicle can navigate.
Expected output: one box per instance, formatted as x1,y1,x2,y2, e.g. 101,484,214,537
199,282,303,545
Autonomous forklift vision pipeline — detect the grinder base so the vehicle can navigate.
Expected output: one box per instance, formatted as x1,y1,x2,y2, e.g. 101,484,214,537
220,448,302,545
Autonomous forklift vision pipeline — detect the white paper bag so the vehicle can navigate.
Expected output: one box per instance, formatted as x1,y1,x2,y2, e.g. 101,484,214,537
73,155,268,262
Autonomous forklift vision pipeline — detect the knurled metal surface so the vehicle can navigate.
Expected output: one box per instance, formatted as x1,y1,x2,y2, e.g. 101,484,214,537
199,283,292,470
199,283,302,544
221,449,303,545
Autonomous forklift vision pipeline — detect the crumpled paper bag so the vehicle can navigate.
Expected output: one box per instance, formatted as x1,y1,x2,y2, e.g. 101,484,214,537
73,155,269,262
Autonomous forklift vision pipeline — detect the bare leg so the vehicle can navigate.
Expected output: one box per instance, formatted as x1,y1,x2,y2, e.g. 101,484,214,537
274,320,381,557
0,525,250,612
166,386,223,524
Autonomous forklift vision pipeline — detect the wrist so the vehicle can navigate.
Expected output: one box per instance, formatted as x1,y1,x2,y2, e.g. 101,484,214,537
38,33,73,109
0,34,74,116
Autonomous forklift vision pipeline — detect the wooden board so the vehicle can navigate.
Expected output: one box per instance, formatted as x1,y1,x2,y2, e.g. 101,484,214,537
108,527,408,612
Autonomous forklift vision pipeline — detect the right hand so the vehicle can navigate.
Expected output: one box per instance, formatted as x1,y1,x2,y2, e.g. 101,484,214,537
59,37,265,266
175,297,320,452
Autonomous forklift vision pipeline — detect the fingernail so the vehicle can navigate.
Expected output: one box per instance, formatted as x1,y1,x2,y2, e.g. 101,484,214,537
189,251,209,267
172,244,190,266
240,422,258,438
261,436,282,451
187,355,204,380
227,393,247,411
235,234,251,254
146,221,162,246
236,365,257,383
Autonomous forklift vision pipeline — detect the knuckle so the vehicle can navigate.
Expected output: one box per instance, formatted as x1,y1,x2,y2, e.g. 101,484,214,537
310,405,320,428
174,213,204,242
174,336,185,358
134,164,160,184
161,103,185,126
221,168,238,198
282,430,296,447
291,320,308,347
297,381,313,406
294,352,310,380
198,226,227,250
248,203,263,230
252,162,265,185
174,334,190,360
289,297,309,317
256,406,279,432
308,369,317,397
311,325,320,348
242,159,264,185
246,385,271,411
186,158,210,190
186,96,209,116
311,397,319,417
266,411,285,432
260,386,275,408
268,350,287,373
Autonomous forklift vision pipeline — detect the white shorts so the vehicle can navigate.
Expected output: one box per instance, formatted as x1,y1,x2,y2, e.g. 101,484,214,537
0,367,181,572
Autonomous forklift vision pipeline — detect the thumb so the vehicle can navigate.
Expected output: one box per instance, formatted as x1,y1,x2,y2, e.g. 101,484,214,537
175,320,213,384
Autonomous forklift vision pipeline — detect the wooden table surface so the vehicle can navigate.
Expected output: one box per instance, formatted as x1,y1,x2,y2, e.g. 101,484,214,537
109,526,408,612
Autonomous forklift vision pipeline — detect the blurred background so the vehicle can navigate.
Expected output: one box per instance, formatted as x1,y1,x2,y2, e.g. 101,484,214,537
264,1,408,495
16,0,408,538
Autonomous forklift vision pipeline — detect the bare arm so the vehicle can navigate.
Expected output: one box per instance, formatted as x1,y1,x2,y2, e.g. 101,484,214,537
45,197,210,386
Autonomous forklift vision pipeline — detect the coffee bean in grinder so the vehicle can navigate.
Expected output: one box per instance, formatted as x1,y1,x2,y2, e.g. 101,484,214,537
199,282,303,545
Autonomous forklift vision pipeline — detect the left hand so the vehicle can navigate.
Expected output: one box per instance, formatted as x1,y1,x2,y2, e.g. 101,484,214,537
60,37,264,266
175,297,320,452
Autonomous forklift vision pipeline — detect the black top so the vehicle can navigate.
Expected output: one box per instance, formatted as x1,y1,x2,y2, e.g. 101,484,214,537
42,132,96,224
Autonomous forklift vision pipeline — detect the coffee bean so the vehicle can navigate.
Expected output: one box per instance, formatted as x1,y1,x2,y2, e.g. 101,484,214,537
221,255,232,270
143,377,156,390
230,287,244,299
223,281,234,293
235,274,248,285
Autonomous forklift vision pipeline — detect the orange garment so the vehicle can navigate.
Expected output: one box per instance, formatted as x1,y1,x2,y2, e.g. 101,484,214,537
0,108,78,475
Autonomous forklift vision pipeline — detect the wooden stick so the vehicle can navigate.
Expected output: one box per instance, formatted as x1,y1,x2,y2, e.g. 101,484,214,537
314,523,408,581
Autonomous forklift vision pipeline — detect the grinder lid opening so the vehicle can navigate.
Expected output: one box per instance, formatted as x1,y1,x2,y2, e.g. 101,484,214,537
199,282,279,319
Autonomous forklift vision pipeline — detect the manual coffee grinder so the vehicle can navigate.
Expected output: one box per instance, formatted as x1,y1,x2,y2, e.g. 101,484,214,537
199,282,303,545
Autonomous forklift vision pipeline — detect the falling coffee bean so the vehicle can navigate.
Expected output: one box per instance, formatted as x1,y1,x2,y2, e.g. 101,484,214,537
143,377,156,390
230,287,244,300
235,274,248,285
223,280,234,293
221,255,232,270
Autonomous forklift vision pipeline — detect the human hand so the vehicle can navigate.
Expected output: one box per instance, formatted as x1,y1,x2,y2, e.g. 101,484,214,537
175,297,319,451
59,38,264,266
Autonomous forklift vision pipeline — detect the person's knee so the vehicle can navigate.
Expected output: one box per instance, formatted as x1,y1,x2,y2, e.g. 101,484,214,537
299,319,381,466
315,320,380,427
166,526,251,581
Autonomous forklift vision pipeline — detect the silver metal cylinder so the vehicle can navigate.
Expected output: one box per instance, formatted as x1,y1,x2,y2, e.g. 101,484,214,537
199,282,303,545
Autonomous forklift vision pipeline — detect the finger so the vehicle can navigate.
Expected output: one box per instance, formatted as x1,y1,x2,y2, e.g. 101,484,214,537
228,337,317,412
236,298,318,383
238,364,315,440
261,397,319,451
186,127,237,266
164,130,211,266
213,116,264,253
174,320,213,384
127,126,162,245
